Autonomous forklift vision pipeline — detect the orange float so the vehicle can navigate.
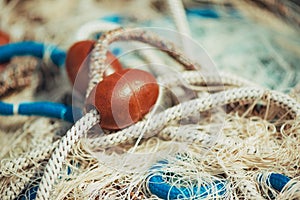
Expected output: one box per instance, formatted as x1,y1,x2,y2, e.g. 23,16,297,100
86,69,159,130
66,40,122,94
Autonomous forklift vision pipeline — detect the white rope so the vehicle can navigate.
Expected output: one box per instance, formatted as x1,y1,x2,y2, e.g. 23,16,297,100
88,87,300,148
35,110,100,200
158,70,257,89
29,27,300,200
87,28,200,97
167,0,193,56
74,20,166,76
167,0,191,37
43,44,56,66
12,86,300,200
13,103,19,115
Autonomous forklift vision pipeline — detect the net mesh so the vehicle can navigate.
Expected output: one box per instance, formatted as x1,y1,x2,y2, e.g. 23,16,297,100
0,0,300,199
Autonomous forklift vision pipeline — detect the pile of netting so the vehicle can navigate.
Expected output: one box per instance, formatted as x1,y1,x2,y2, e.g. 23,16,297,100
0,0,300,199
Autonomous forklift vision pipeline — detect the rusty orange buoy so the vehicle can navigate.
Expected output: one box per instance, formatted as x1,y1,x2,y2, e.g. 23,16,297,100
66,40,122,94
86,69,159,130
0,30,9,46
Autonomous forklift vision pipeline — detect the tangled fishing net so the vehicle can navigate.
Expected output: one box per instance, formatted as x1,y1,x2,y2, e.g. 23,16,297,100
0,0,300,199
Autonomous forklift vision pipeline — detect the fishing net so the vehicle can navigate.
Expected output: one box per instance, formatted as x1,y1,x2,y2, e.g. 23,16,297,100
0,0,300,199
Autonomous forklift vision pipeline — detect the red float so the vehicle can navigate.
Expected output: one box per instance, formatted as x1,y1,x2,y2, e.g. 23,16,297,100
0,30,9,45
86,69,159,130
65,40,122,94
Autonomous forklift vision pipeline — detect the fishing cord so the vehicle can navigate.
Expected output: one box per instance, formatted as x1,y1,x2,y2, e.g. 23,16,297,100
33,27,300,199
147,160,227,199
256,172,293,193
37,26,300,199
0,57,37,96
75,17,169,76
1,2,299,199
0,41,66,67
167,0,193,56
0,101,81,123
0,12,296,200
1,27,300,199
0,39,81,122
34,86,300,199
87,28,200,97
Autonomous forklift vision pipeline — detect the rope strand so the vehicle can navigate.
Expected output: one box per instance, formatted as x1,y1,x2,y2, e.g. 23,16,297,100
35,110,99,200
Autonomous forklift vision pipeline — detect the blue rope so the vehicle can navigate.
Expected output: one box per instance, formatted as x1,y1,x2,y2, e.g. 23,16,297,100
0,101,82,123
257,173,292,192
20,185,38,200
0,41,66,67
0,101,13,115
147,160,227,199
268,173,291,192
186,8,220,19
101,14,124,24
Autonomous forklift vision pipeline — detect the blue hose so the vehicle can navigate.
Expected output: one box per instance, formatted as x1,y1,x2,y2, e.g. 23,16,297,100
147,160,227,199
0,41,66,67
0,101,82,123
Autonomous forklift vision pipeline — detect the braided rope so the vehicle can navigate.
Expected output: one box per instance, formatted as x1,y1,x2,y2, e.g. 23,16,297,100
29,88,300,200
87,28,200,97
9,77,300,200
89,87,300,148
27,86,300,199
32,25,300,199
0,57,37,96
158,71,257,89
76,20,168,77
35,110,99,200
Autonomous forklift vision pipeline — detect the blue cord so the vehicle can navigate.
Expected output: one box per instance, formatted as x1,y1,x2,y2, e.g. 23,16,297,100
147,160,227,199
101,14,124,24
186,8,220,19
0,101,82,123
0,101,13,115
257,173,292,192
20,185,38,200
0,41,66,67
268,173,291,192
